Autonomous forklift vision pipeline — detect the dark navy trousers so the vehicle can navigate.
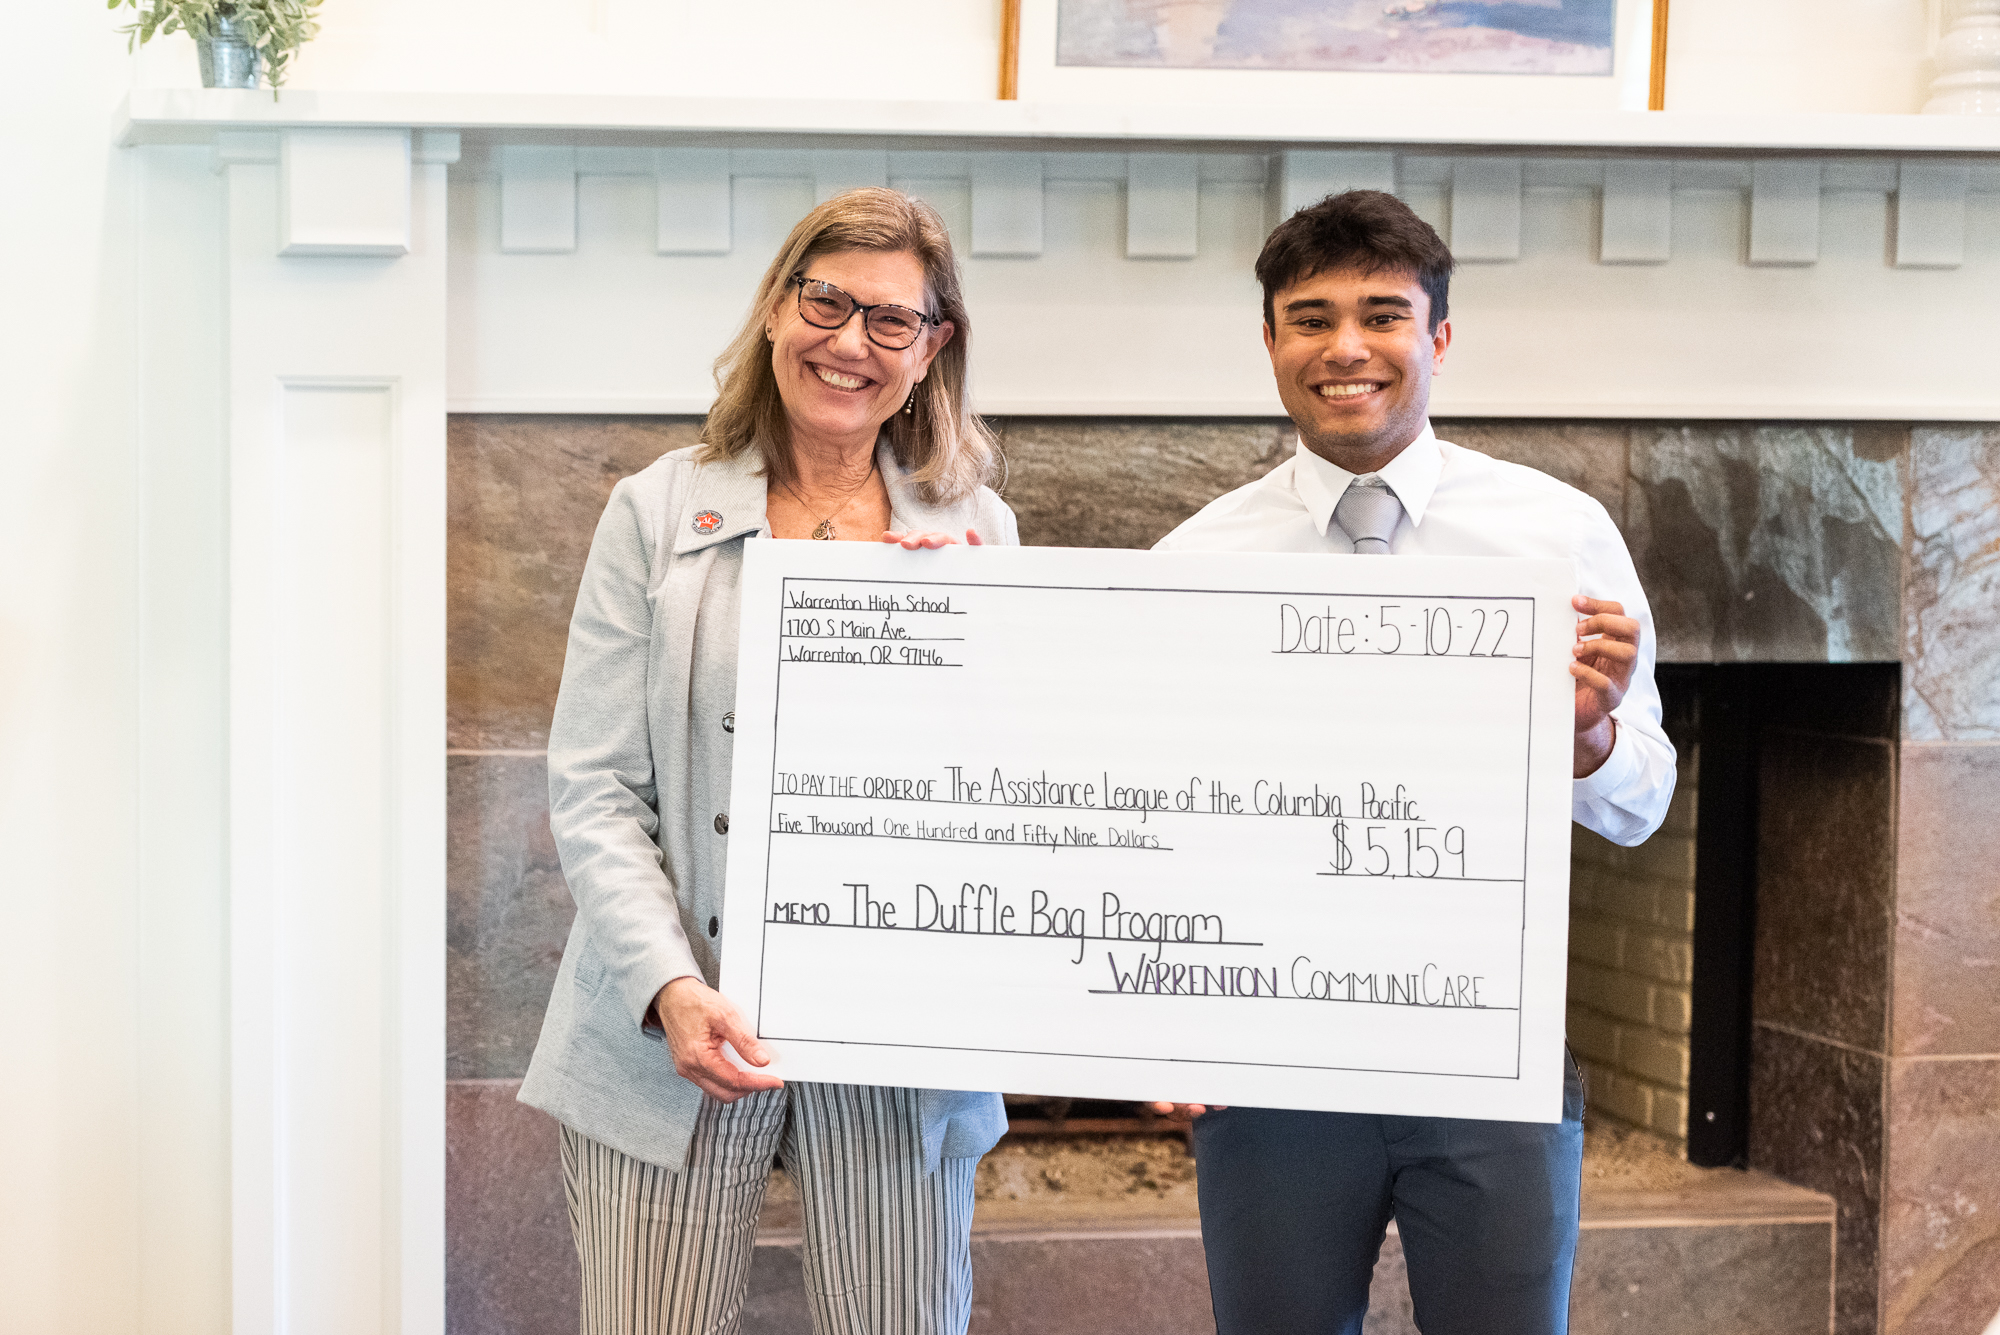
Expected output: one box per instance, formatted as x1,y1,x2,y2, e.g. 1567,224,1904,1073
1192,1054,1586,1335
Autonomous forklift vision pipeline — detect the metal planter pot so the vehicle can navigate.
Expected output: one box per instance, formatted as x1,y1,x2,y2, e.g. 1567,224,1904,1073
195,15,262,89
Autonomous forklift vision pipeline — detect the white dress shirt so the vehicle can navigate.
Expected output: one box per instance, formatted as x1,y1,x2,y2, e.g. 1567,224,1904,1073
1155,424,1675,846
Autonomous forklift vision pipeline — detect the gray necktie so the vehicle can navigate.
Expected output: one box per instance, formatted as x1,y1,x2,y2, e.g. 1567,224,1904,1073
1333,474,1404,555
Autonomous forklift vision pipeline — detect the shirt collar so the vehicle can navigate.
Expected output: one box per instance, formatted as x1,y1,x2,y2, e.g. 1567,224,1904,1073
1290,424,1443,539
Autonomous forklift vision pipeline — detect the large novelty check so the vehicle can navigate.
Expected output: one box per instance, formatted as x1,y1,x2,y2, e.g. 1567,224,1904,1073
720,542,1577,1122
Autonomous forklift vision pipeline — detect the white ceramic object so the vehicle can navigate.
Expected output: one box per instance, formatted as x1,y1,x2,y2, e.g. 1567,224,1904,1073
1925,0,2000,114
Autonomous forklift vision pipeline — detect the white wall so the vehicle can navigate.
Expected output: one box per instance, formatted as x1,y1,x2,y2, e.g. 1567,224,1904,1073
0,9,232,1335
1665,0,1940,114
134,0,1007,100
129,0,1943,115
3,9,137,1333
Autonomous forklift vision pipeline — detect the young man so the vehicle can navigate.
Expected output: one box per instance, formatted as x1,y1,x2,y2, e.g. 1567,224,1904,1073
1152,191,1676,1334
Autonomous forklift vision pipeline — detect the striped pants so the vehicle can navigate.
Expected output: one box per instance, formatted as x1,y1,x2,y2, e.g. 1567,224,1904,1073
561,1083,977,1335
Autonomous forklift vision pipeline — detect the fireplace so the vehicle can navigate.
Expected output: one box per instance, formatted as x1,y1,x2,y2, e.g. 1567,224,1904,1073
119,93,2000,1334
446,414,1961,1335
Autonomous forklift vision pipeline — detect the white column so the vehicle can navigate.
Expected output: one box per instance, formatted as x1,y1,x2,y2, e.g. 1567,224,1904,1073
222,127,454,1335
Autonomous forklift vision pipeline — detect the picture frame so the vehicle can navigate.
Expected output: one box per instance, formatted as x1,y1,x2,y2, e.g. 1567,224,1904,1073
1007,0,1662,113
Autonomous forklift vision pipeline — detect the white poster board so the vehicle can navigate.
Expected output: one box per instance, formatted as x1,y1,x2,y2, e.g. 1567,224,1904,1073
720,542,1577,1122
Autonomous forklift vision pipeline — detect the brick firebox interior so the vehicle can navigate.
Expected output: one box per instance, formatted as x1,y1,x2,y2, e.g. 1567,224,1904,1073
1566,693,1698,1143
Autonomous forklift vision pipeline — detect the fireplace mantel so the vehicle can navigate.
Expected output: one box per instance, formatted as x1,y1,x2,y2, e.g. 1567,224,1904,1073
111,88,2000,155
123,90,2000,420
128,91,2000,1334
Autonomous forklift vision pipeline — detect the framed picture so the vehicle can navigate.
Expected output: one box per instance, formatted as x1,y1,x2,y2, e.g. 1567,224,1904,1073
1012,0,1660,112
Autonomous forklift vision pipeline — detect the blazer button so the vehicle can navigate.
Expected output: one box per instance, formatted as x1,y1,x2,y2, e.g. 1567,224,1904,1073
714,813,729,835
722,711,735,734
708,916,719,938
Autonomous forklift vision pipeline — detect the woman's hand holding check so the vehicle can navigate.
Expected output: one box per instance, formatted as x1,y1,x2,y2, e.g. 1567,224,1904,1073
879,527,984,549
654,977,783,1102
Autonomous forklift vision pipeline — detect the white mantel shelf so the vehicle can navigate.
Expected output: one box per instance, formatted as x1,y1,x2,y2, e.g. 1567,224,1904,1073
117,87,2000,155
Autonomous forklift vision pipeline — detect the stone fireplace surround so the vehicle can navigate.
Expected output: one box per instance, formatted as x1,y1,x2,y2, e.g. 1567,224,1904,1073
448,415,1995,1335
116,92,2000,1335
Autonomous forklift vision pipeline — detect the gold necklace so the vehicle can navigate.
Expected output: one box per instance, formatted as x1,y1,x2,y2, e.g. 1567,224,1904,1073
785,460,879,541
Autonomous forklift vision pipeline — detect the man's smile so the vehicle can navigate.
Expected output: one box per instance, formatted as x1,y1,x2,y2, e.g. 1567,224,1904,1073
1316,381,1388,400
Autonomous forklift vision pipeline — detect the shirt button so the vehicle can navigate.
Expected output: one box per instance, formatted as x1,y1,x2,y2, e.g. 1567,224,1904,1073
708,916,719,938
722,711,735,734
714,813,729,835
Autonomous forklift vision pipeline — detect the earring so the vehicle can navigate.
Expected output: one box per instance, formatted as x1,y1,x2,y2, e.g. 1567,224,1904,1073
904,394,916,416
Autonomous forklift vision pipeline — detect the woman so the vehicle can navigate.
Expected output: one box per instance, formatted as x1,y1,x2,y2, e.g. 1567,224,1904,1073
519,188,1015,1334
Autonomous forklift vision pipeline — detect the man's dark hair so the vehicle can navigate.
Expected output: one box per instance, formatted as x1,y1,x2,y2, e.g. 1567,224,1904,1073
1256,190,1454,333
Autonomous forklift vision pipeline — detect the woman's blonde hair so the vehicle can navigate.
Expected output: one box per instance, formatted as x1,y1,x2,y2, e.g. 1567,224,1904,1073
699,188,1000,507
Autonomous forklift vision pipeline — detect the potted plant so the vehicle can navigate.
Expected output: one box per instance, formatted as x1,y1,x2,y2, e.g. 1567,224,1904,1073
112,0,323,91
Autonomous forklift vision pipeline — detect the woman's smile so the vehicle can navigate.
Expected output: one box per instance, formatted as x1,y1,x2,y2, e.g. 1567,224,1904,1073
807,361,875,393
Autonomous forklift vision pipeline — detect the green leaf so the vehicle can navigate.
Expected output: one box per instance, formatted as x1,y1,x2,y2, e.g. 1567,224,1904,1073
109,0,319,83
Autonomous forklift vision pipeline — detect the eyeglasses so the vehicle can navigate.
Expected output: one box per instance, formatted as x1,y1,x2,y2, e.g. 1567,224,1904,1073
789,274,938,351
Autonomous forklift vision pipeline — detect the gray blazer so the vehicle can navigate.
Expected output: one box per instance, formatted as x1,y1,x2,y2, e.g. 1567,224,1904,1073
519,440,1016,1171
